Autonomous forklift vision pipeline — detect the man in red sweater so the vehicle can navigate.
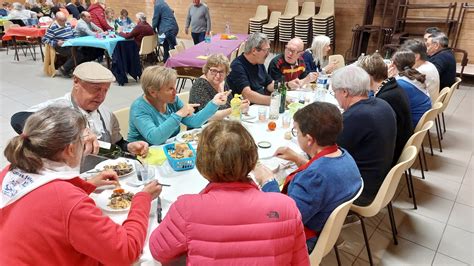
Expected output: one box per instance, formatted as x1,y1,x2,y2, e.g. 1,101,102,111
119,12,154,48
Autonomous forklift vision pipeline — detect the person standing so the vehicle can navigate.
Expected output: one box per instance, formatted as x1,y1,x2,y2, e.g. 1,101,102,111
184,0,211,45
152,0,179,63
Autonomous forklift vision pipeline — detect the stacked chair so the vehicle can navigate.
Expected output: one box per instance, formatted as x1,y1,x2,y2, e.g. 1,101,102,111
278,0,299,48
262,11,281,51
294,2,316,45
248,5,269,34
312,0,336,49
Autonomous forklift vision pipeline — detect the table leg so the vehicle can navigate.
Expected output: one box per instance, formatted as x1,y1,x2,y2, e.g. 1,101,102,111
72,47,77,66
13,36,19,61
39,38,44,62
106,51,111,69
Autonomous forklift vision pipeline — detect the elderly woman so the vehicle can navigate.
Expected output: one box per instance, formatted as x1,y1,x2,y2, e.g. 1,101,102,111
389,49,432,127
189,54,250,120
331,66,396,206
115,8,133,27
128,66,229,145
255,102,363,253
118,12,154,47
104,7,114,28
0,106,162,265
302,35,337,74
358,53,413,165
149,120,309,264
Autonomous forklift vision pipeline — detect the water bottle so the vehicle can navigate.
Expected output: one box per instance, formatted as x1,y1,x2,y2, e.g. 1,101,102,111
224,21,231,35
316,74,329,90
269,80,280,120
204,33,211,43
230,94,242,121
279,77,287,114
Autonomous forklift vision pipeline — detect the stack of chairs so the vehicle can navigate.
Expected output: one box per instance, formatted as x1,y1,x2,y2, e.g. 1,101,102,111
294,2,316,45
312,0,336,49
248,5,268,34
262,11,281,50
278,0,299,48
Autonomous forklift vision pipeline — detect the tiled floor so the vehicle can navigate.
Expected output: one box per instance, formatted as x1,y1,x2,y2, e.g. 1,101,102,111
0,42,473,265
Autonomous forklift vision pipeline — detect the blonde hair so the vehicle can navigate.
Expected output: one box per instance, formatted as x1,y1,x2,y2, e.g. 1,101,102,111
202,53,230,75
310,35,331,66
358,53,388,82
140,66,177,96
4,106,86,174
196,120,258,182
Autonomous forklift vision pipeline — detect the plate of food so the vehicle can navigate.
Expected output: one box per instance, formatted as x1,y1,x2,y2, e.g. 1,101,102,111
95,158,135,178
96,188,135,212
175,129,202,143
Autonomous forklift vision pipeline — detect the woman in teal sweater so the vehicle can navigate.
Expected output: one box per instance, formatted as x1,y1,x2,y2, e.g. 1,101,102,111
128,66,229,145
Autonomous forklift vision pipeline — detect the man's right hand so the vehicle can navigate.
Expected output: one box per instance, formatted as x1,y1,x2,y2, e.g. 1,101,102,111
56,40,64,47
82,128,99,155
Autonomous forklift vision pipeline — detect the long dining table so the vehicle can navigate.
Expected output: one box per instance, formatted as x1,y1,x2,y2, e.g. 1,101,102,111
86,87,338,265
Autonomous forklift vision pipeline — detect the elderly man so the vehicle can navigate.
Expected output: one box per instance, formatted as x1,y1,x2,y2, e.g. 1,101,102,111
185,0,211,45
268,37,318,89
119,12,154,47
423,27,441,45
401,39,440,103
332,65,396,206
75,11,102,37
227,32,275,105
426,32,456,91
42,11,80,77
152,0,179,63
10,62,148,160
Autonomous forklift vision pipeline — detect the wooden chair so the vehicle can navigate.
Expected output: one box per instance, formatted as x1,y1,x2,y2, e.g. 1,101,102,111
402,121,434,209
113,107,130,139
139,34,158,69
310,183,364,266
350,146,418,266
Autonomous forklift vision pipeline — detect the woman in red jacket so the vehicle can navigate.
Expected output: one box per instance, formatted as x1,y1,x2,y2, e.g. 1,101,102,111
149,120,310,265
87,0,112,31
0,106,162,265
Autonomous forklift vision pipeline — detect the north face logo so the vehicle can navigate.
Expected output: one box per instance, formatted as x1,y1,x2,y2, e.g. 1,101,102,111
267,211,280,219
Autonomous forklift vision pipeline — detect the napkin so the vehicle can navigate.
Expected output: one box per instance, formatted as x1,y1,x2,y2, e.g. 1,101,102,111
140,147,167,166
196,55,209,60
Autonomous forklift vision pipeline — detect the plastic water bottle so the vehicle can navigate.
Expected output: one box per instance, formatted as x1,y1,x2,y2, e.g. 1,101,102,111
224,21,231,35
230,94,242,121
204,33,211,43
316,74,329,90
269,80,280,120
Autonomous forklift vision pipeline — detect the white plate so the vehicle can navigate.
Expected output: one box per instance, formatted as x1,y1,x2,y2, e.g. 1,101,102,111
242,113,257,122
175,129,202,143
260,158,280,173
95,158,135,178
95,189,132,212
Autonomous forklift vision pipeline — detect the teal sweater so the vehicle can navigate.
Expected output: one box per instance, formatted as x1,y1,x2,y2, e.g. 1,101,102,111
128,95,218,145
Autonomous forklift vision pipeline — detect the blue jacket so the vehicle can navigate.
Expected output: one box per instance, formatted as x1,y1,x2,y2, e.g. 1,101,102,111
396,76,432,127
111,40,142,86
152,0,179,34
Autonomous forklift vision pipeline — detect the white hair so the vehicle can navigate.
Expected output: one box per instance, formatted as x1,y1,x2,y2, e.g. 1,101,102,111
331,65,370,97
310,35,331,66
135,12,146,22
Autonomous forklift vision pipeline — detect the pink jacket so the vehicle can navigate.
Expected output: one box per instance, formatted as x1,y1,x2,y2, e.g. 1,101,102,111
0,165,151,266
88,3,113,31
149,182,310,265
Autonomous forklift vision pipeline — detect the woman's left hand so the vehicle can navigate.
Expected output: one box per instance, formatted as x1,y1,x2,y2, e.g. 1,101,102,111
253,163,274,186
212,91,231,106
87,170,118,187
127,141,149,157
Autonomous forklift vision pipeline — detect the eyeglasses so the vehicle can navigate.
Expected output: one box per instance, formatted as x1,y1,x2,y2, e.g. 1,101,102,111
285,46,303,55
208,68,226,76
257,47,271,53
291,127,298,137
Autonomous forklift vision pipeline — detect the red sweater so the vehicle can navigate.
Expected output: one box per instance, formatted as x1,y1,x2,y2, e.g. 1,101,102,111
149,182,310,265
88,3,113,31
0,166,151,265
119,21,155,48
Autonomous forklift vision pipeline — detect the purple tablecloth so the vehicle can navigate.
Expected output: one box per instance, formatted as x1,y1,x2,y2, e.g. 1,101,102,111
165,33,248,68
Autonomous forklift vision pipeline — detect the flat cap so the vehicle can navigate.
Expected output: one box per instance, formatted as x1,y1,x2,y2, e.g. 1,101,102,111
73,62,115,83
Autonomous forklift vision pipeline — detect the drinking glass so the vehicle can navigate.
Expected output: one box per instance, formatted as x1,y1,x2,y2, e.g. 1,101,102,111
282,113,291,128
258,107,267,122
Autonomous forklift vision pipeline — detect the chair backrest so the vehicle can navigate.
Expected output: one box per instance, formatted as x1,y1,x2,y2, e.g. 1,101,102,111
318,0,335,16
267,11,282,25
175,43,185,53
238,41,246,56
283,0,299,17
440,77,461,113
139,34,157,56
3,20,13,31
435,87,450,104
351,146,418,218
402,121,434,153
169,49,178,57
253,5,268,20
179,40,186,50
178,91,189,104
310,182,364,265
229,48,238,62
299,2,316,17
113,107,130,138
414,102,443,132
328,54,345,71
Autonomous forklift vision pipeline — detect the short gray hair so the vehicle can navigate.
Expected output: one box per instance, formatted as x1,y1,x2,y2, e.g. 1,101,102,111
12,2,22,10
140,66,177,96
135,12,146,22
331,65,370,97
430,32,449,48
244,32,269,54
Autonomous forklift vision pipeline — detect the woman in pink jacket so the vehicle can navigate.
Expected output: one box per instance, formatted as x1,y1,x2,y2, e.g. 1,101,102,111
149,120,310,265
0,106,162,265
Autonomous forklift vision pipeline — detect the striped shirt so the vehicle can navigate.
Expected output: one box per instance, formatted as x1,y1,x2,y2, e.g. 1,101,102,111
42,22,75,48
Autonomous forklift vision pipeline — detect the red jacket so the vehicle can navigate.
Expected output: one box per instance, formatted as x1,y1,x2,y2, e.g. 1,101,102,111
149,182,310,265
119,21,155,48
88,3,113,31
0,166,151,265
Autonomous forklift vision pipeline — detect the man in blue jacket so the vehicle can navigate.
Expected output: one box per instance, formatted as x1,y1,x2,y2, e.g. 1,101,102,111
152,0,179,62
426,32,456,91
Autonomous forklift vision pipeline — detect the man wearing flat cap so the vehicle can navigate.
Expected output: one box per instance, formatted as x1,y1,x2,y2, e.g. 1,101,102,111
10,62,148,162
